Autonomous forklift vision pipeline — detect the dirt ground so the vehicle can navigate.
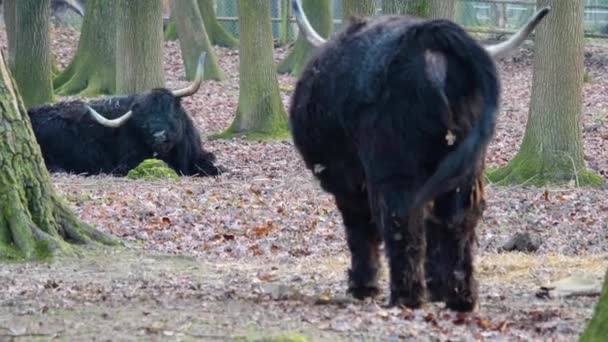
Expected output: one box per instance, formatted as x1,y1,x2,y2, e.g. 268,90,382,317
0,23,607,341
1,249,605,341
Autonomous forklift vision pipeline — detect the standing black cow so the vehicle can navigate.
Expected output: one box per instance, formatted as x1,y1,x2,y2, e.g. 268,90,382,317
289,0,549,311
29,53,223,177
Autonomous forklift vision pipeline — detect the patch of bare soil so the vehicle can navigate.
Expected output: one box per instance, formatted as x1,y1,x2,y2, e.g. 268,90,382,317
0,250,605,341
0,27,606,340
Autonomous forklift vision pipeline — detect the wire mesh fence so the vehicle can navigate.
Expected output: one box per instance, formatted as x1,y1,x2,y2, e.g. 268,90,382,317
214,0,608,41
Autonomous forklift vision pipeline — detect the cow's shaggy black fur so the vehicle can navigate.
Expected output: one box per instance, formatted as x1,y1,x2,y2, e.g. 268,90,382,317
29,88,222,176
290,16,499,311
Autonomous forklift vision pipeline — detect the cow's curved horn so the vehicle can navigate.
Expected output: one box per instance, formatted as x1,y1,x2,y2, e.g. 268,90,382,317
293,0,327,47
172,52,206,98
85,105,132,128
484,7,550,59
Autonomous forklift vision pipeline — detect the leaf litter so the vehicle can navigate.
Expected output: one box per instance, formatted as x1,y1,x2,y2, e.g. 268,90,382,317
0,27,606,340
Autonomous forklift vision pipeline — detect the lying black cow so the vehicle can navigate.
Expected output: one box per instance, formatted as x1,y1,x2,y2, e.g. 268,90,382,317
29,53,223,177
289,0,549,311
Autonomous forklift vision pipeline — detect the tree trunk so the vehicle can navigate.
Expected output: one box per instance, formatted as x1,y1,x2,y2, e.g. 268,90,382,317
170,0,224,81
384,0,429,16
0,53,116,259
116,0,165,94
343,0,376,19
3,0,16,70
429,0,454,19
488,0,603,186
278,0,290,46
197,0,238,48
581,270,608,341
219,0,288,139
53,0,116,96
277,0,332,76
164,11,178,41
10,0,54,107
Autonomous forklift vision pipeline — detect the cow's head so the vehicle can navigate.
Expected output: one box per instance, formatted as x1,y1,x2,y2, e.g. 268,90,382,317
292,0,550,59
85,53,206,157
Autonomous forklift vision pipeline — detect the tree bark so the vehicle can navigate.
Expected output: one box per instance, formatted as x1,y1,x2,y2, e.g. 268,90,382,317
219,0,288,139
488,0,603,186
116,0,165,94
170,0,224,81
10,0,54,107
278,0,291,46
53,0,116,96
164,11,178,41
384,0,431,16
581,270,608,341
277,0,332,76
197,0,238,48
343,0,376,19
3,0,16,71
0,53,116,259
429,0,454,20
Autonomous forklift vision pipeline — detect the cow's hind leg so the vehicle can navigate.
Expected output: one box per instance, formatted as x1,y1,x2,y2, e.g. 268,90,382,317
335,193,381,299
370,184,426,308
425,178,484,311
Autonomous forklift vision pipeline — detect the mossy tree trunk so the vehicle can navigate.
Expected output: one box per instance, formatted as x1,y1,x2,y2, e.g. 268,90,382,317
581,270,608,341
488,0,602,186
383,0,430,17
429,0,454,19
116,0,165,94
170,0,224,81
164,11,178,41
9,0,54,107
53,0,117,96
197,0,238,48
0,53,116,260
219,0,288,140
343,0,376,18
277,0,332,76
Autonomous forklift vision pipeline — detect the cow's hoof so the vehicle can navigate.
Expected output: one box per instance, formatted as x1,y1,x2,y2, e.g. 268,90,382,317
426,283,444,302
348,285,380,300
389,293,424,308
445,298,477,312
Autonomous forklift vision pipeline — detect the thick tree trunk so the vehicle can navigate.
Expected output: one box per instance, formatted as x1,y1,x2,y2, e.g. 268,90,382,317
0,53,116,259
53,0,116,96
116,0,165,94
171,0,224,81
488,0,603,186
219,0,288,139
277,0,332,76
197,0,238,48
429,0,454,20
581,270,608,341
343,0,376,19
10,0,54,107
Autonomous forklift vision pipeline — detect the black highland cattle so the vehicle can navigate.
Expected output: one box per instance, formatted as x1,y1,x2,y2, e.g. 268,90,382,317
289,0,550,311
29,53,223,177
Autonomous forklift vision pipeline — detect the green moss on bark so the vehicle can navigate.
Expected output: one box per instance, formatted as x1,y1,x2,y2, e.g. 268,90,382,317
197,0,238,48
53,0,117,96
277,0,332,76
171,0,224,81
0,51,117,261
164,14,178,41
580,270,608,341
217,0,288,140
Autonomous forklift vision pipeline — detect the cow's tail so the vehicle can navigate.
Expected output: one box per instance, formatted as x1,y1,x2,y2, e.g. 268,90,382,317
407,21,500,210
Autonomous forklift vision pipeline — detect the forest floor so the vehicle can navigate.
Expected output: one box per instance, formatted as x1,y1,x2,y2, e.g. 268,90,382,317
0,27,607,341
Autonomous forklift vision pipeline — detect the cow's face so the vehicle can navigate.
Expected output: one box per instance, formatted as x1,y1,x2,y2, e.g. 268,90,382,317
129,89,187,156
